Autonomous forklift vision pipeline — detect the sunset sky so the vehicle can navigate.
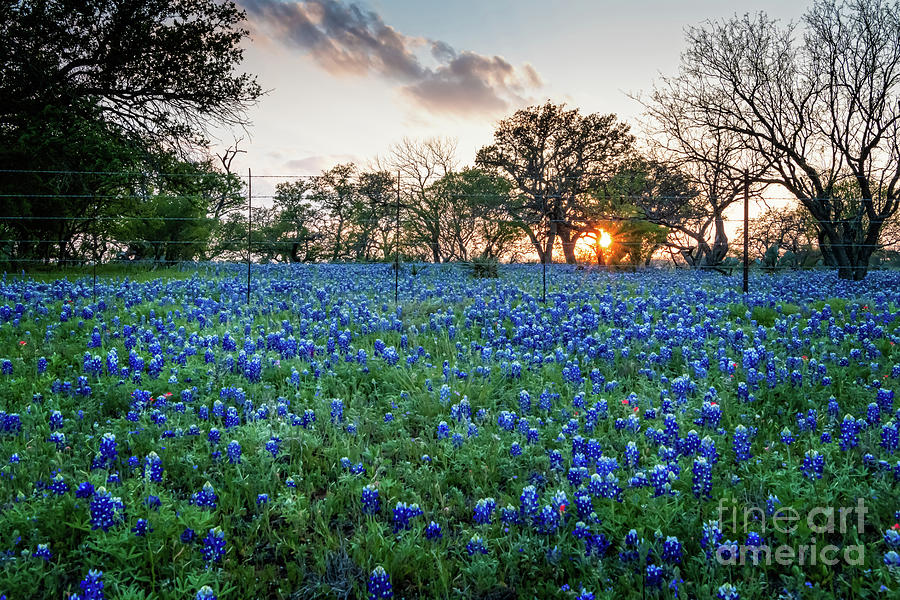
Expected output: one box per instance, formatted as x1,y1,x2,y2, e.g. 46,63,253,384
214,0,806,198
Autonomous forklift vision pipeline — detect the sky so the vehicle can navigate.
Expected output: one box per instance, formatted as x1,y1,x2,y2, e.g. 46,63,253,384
212,0,808,186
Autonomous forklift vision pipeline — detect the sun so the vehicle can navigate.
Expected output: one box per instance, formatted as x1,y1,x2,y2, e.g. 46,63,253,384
575,229,614,262
597,230,612,249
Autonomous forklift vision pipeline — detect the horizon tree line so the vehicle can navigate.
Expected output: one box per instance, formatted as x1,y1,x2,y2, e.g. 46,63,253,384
1,0,899,278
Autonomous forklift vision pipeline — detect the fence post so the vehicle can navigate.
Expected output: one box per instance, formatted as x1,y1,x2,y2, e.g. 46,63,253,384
394,171,400,305
743,169,749,294
247,168,252,306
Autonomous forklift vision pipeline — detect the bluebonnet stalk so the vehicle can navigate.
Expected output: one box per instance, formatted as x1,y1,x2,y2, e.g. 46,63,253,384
226,440,241,464
77,569,105,600
195,586,217,600
201,528,226,564
361,485,380,514
425,521,443,540
473,498,496,524
692,457,712,499
143,452,163,482
801,450,824,479
368,566,392,599
732,425,752,462
191,482,218,510
90,488,124,531
840,415,859,451
466,534,488,555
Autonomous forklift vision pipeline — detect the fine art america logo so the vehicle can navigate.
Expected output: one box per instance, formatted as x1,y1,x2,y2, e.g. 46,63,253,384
715,496,867,566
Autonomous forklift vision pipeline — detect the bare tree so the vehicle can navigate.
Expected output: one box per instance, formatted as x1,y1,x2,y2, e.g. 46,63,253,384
380,137,457,262
664,0,900,279
636,89,769,267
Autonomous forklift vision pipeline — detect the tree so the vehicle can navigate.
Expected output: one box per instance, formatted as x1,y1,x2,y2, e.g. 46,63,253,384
1,0,261,151
585,157,695,267
637,86,770,267
429,168,518,260
666,0,900,279
266,180,322,263
382,137,457,262
0,104,142,265
476,102,634,264
749,205,821,264
309,164,358,261
352,170,396,261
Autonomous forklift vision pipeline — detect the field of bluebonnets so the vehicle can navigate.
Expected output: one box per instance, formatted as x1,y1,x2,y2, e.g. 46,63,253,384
1,263,899,600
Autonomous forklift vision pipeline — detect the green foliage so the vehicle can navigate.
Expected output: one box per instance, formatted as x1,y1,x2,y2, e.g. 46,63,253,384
465,256,500,278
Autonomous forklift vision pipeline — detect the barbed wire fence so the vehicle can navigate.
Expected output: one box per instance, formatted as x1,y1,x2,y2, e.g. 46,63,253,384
2,168,898,304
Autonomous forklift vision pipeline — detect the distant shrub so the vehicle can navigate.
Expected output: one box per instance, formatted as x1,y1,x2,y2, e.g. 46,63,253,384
466,256,499,278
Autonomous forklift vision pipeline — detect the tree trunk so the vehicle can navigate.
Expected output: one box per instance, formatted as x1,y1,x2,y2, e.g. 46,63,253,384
544,221,557,264
559,227,578,264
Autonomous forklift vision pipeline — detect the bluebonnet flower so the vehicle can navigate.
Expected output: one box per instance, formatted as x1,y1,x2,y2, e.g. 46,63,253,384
144,452,163,483
662,536,682,563
839,415,859,451
392,501,423,532
510,442,523,456
886,550,900,568
226,440,241,464
90,488,124,531
882,422,899,454
201,528,226,564
884,529,900,549
49,410,63,430
78,569,105,600
265,436,281,459
425,521,443,540
645,564,664,588
780,427,794,445
131,518,152,537
48,473,69,495
361,485,380,514
76,481,95,498
145,495,161,510
436,421,450,439
700,520,723,560
474,498,496,524
330,399,344,423
801,450,824,479
692,457,712,499
195,586,217,600
716,583,740,600
257,494,269,505
466,534,488,555
98,433,117,465
575,589,595,600
34,543,52,561
224,407,240,429
732,425,752,462
181,528,195,543
766,494,780,516
191,482,218,510
368,566,392,599
700,436,719,465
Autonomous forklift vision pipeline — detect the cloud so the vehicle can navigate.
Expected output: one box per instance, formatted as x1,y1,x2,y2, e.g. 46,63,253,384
241,0,542,116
